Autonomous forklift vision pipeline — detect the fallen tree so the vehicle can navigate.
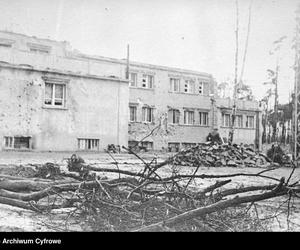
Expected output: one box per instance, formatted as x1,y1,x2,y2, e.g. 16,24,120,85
0,147,298,232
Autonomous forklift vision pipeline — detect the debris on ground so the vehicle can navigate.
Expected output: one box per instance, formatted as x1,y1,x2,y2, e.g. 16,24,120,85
171,142,293,168
34,162,61,179
266,144,291,165
0,165,37,178
107,144,121,153
0,150,298,232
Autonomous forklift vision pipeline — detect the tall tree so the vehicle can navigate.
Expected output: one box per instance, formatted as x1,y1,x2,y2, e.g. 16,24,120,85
229,0,240,144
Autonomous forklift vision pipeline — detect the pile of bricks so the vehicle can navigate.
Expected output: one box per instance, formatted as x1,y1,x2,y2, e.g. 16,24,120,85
172,143,291,168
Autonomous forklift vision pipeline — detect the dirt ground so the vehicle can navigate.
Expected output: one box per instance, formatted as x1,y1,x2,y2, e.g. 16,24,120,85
0,150,299,231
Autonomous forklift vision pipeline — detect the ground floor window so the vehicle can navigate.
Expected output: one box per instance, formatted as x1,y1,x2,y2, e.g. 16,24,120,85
129,106,137,122
141,141,153,151
182,142,197,149
199,112,209,126
78,138,99,151
142,107,154,123
4,136,13,148
184,110,195,125
128,140,138,150
168,109,180,124
222,113,231,127
128,140,153,151
168,142,180,152
236,115,243,128
246,116,255,128
3,136,31,149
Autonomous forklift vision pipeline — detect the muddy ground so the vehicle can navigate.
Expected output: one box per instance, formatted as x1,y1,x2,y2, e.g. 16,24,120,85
0,151,299,231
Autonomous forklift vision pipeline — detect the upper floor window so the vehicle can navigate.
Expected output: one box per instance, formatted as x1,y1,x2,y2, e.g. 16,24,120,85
142,74,154,89
43,77,69,108
45,83,66,107
130,73,137,87
184,80,195,94
184,110,195,125
199,112,209,126
246,116,255,128
222,113,231,127
142,107,154,123
129,106,137,122
198,82,204,95
30,48,50,54
0,38,14,48
0,43,11,48
170,78,180,92
168,109,180,124
28,43,51,54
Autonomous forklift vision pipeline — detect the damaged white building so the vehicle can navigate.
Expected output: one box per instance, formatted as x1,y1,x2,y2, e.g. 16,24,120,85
0,31,261,151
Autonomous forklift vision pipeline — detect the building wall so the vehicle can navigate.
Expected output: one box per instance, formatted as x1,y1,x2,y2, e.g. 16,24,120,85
127,65,215,150
0,65,128,151
215,98,261,146
0,30,261,151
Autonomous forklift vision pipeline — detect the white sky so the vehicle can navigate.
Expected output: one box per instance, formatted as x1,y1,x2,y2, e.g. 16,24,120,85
0,0,299,103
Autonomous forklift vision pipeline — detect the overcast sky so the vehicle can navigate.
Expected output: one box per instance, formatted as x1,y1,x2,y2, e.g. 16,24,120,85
0,0,298,103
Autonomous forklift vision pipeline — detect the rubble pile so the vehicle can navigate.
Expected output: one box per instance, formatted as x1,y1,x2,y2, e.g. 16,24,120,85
172,143,292,168
34,162,61,179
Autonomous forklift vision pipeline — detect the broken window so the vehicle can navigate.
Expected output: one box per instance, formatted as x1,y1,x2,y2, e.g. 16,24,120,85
44,82,66,107
184,110,194,125
3,136,31,149
142,74,154,89
184,80,195,94
222,113,231,127
129,106,137,122
78,139,99,151
199,112,209,126
168,109,180,124
142,107,154,123
130,73,137,87
170,78,180,92
246,116,255,128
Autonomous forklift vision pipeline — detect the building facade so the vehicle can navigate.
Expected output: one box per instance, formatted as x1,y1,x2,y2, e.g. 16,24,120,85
0,31,128,151
0,31,261,151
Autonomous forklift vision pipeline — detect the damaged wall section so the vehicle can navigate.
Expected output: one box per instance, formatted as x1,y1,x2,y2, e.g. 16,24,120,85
0,64,129,151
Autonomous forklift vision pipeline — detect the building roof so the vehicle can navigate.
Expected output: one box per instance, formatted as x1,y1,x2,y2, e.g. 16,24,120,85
0,30,213,78
0,61,128,83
